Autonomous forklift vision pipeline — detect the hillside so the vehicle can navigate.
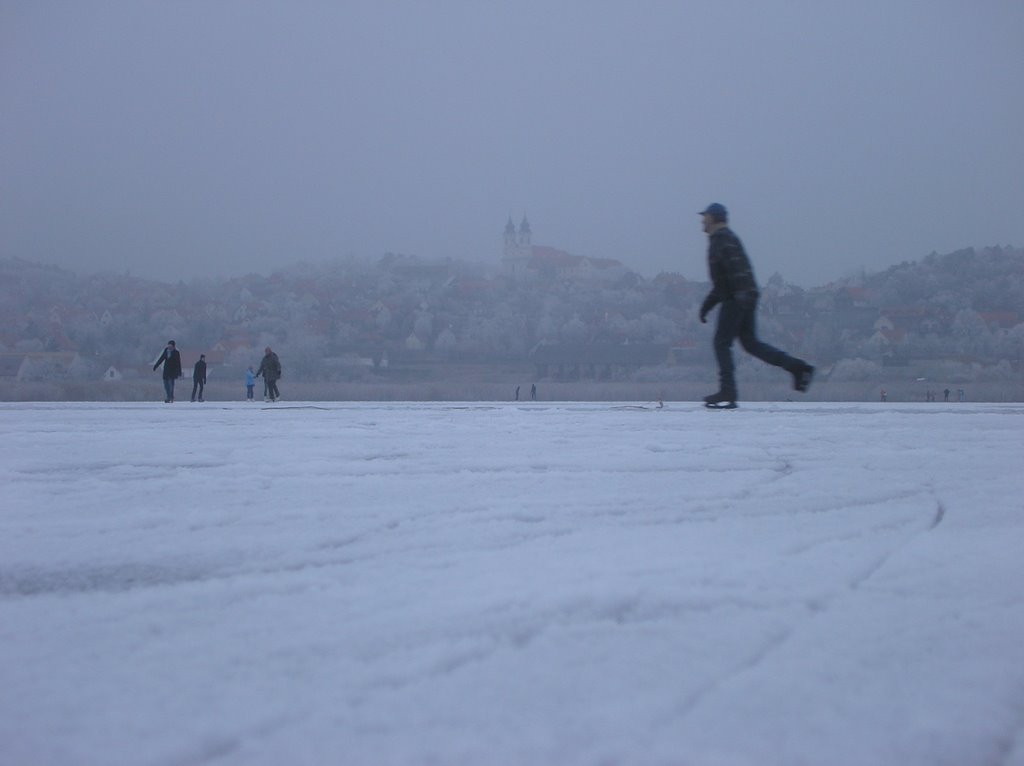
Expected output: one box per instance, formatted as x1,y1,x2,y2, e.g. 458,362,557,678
0,246,1021,400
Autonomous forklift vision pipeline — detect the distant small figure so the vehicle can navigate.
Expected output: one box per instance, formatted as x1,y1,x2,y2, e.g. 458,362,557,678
958,388,965,402
191,354,207,402
530,383,537,401
515,385,520,401
245,366,256,401
944,388,950,402
152,340,182,403
256,346,282,402
880,389,887,402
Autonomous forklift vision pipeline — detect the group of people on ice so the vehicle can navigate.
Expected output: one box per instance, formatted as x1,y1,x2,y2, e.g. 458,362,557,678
514,384,538,401
153,202,816,408
153,343,282,403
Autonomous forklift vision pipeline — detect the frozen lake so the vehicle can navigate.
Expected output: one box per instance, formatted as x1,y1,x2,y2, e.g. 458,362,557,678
1,401,1023,765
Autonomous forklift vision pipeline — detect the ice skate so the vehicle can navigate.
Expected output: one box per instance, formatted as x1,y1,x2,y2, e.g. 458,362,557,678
792,364,815,393
703,391,737,409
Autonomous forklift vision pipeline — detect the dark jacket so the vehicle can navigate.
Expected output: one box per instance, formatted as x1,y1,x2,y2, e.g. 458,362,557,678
153,347,182,380
700,226,760,317
193,359,207,383
256,352,282,382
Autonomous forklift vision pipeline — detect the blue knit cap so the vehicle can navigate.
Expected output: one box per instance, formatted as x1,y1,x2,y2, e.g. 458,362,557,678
698,203,728,222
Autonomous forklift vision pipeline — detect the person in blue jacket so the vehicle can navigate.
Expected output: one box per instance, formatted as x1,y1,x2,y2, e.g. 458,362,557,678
245,366,256,401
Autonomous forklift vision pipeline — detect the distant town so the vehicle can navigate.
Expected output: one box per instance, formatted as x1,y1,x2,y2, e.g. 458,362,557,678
1,224,1021,402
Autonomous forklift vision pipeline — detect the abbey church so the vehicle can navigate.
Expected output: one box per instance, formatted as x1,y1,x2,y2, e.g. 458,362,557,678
502,216,534,278
500,216,626,283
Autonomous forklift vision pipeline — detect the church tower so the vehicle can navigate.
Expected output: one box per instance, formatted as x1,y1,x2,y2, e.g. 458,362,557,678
502,214,533,278
503,216,518,259
518,215,532,251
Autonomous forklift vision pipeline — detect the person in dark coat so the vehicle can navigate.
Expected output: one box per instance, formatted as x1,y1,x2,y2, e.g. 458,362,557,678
697,203,814,408
256,346,282,402
153,340,183,403
191,354,207,402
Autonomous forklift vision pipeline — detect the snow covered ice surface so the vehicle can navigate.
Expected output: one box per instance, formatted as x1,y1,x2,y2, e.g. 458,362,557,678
1,401,1023,766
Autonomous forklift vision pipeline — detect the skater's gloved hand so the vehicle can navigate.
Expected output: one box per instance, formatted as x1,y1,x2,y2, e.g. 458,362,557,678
699,296,714,323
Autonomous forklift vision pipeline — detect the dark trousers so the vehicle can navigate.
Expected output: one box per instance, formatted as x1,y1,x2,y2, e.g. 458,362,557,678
163,377,176,402
714,294,801,396
265,379,280,400
191,380,205,401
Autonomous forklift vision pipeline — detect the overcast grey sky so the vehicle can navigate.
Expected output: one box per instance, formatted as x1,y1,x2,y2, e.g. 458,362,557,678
2,1,1022,287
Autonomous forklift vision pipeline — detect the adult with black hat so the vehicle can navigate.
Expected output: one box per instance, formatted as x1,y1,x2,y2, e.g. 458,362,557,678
697,203,814,408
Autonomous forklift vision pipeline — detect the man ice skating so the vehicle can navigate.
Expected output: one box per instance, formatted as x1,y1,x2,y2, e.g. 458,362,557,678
697,203,814,408
152,340,182,403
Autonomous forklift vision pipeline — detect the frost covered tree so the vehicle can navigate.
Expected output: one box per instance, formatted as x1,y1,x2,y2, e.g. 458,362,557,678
951,309,991,355
434,328,457,356
560,316,588,344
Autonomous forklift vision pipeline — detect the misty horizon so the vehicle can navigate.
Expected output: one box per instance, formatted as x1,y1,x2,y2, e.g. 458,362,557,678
3,3,1022,289
5,239,1020,295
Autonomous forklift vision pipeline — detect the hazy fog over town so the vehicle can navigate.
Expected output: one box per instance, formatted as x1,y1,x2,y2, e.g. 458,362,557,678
4,8,1024,763
2,2,1023,286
